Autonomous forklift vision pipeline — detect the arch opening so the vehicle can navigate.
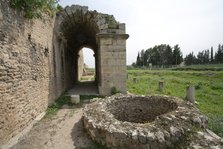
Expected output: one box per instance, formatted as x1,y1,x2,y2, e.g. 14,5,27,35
59,9,100,94
78,47,96,82
54,6,128,95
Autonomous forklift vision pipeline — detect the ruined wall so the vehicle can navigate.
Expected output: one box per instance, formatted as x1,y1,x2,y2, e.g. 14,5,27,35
0,1,58,146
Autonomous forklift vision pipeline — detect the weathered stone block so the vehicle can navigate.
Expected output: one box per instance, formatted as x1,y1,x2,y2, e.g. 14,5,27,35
70,95,80,104
101,38,113,45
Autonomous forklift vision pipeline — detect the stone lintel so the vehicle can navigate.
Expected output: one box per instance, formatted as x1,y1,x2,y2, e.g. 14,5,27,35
96,33,129,39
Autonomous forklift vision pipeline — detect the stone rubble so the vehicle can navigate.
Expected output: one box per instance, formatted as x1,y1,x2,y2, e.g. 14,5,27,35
83,94,223,149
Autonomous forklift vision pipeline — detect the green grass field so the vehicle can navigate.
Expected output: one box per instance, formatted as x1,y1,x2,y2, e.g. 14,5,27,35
127,69,223,137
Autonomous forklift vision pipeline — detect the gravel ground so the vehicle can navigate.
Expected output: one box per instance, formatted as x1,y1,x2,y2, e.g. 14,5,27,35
11,104,94,149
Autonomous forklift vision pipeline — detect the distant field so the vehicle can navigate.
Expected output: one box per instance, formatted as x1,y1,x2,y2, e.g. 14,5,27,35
127,68,223,137
171,64,223,71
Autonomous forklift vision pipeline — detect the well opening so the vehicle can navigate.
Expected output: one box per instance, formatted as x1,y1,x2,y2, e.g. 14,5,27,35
83,94,209,148
107,96,178,123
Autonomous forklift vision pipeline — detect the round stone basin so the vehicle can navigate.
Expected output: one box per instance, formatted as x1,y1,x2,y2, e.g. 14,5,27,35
83,94,208,149
107,96,177,123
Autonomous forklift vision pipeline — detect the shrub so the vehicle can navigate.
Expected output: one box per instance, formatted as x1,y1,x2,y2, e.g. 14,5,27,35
10,0,61,19
195,82,202,90
111,87,119,95
46,94,71,117
208,116,223,137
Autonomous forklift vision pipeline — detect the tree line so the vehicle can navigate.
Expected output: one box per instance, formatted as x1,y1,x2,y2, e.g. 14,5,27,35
184,44,223,65
132,44,183,67
132,44,223,67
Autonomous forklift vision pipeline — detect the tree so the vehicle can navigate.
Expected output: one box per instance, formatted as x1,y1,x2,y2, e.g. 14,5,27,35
150,46,160,66
215,44,223,63
143,50,150,66
184,52,197,65
136,52,141,66
172,45,183,65
10,0,61,19
131,62,136,67
204,49,209,64
156,45,165,66
211,47,214,63
134,44,183,67
197,50,204,64
140,50,146,66
163,45,172,65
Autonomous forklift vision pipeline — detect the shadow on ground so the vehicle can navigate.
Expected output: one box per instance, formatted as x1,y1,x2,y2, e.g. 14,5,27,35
71,118,95,149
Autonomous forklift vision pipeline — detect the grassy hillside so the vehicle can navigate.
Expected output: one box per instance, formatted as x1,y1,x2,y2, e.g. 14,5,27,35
127,69,223,137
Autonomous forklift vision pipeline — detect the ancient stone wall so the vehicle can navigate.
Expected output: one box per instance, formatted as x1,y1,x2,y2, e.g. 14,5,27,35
0,1,57,146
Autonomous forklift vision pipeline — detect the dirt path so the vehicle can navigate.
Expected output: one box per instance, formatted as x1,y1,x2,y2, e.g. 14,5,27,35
11,104,94,149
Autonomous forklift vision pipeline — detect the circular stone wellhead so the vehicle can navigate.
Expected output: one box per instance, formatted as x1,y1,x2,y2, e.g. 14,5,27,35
83,94,210,149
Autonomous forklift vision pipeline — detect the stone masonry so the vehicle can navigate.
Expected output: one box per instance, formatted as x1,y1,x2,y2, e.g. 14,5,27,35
55,5,129,95
98,33,128,94
0,0,57,146
83,94,223,149
0,2,128,147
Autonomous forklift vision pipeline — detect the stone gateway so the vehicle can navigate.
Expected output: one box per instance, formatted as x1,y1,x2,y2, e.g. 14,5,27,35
54,5,129,95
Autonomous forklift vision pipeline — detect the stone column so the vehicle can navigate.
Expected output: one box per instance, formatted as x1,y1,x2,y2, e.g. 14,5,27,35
133,78,138,83
186,85,195,104
70,95,80,104
159,81,164,92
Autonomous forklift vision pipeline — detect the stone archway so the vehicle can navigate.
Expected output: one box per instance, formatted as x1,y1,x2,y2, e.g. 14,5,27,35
53,5,129,95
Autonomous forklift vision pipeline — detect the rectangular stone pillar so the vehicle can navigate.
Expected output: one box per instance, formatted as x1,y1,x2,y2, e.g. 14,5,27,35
97,33,129,95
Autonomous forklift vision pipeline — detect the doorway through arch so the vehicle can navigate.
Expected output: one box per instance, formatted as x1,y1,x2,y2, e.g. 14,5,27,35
78,47,96,82
53,5,129,95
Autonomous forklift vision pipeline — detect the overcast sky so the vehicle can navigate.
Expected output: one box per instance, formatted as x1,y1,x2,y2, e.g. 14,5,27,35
59,0,223,67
